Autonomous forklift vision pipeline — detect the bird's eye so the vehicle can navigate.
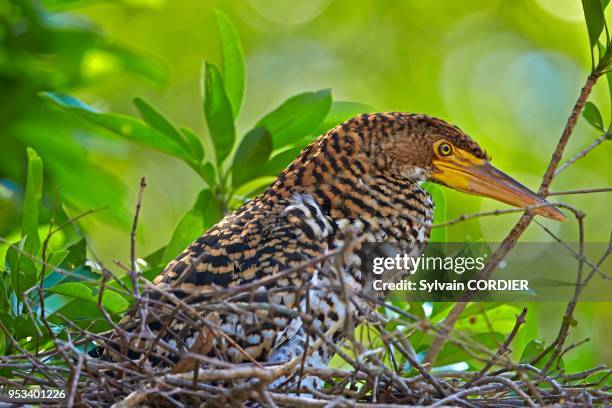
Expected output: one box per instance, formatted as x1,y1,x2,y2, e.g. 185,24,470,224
437,142,453,157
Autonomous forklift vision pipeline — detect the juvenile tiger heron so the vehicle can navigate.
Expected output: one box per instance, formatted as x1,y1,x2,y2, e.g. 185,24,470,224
105,112,564,380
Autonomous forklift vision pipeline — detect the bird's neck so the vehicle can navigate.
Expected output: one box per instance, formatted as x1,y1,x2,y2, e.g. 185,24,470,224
266,134,432,225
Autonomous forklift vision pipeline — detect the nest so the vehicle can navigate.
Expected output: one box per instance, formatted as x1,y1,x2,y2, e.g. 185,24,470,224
0,239,610,408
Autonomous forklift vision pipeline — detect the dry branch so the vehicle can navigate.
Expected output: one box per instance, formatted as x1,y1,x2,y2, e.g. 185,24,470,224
424,58,611,368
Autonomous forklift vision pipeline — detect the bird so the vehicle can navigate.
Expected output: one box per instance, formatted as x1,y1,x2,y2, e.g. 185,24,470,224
104,112,565,384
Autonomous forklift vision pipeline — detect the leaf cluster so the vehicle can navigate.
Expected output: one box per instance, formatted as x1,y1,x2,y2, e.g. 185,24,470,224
40,10,376,268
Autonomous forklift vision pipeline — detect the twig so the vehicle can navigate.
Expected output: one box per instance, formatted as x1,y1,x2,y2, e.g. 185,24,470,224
433,202,567,228
466,307,527,386
533,218,610,280
548,186,612,195
391,329,447,396
557,338,590,367
429,383,507,407
50,207,108,236
130,177,147,297
554,131,610,177
67,353,84,408
534,231,611,371
473,376,538,408
562,364,610,381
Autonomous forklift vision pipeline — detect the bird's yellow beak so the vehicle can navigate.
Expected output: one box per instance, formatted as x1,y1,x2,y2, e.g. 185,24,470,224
431,145,566,221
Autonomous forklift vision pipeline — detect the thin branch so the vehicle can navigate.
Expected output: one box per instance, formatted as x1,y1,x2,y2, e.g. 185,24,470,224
541,211,585,374
424,61,606,366
532,233,612,370
466,307,527,386
433,202,567,228
129,177,146,297
548,187,612,195
554,131,610,177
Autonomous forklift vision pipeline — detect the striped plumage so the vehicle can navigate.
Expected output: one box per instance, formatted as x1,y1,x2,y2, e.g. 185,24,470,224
106,112,560,381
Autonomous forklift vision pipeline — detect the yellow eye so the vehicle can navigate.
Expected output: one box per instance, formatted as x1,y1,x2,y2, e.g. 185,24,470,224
437,142,453,157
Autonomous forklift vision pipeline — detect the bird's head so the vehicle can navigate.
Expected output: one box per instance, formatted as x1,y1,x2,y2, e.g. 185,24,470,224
369,113,566,221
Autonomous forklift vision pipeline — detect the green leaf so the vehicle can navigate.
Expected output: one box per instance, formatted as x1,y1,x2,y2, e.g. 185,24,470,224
180,128,205,163
597,40,607,61
314,101,375,135
582,101,605,130
232,127,272,187
194,189,223,229
23,148,43,257
43,265,96,290
257,89,332,149
459,302,511,320
581,0,605,48
215,9,245,118
422,182,447,243
108,265,164,292
41,92,194,163
7,241,38,296
42,296,104,328
0,272,13,314
199,162,217,187
13,313,40,340
607,72,612,126
456,304,523,335
435,332,504,367
231,176,275,201
133,97,189,151
23,125,132,228
584,370,611,385
520,339,545,363
161,210,204,264
202,62,236,163
46,282,129,315
46,250,69,275
62,238,88,270
408,302,426,319
430,302,453,319
143,246,167,269
7,148,44,299
259,147,303,177
142,267,164,282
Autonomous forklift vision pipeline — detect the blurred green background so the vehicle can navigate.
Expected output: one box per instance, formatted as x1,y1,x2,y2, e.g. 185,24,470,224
0,0,610,369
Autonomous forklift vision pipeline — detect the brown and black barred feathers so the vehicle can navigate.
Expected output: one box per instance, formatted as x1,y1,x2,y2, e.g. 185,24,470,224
104,112,488,379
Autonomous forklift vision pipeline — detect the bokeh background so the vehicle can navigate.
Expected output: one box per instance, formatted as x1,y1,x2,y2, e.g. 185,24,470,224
1,0,610,368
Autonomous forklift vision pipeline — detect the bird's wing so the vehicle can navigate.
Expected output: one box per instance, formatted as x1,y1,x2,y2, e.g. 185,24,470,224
113,193,339,366
153,193,337,293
